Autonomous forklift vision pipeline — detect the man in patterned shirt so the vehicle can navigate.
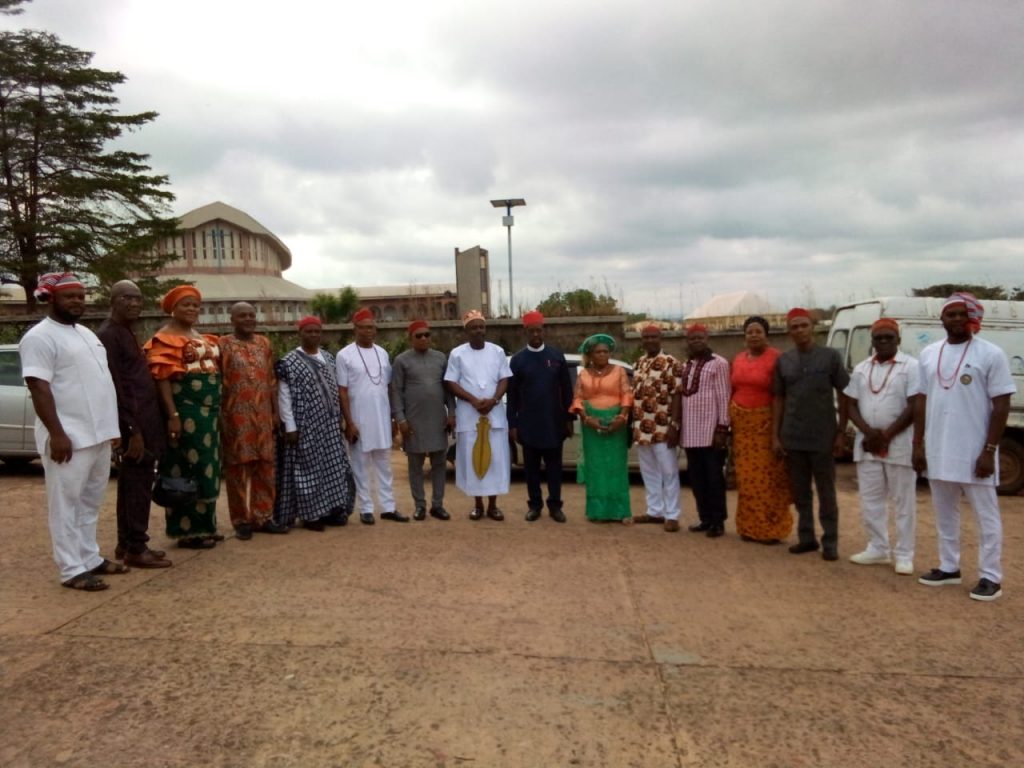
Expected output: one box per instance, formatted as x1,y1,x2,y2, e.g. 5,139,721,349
671,324,732,538
631,325,684,532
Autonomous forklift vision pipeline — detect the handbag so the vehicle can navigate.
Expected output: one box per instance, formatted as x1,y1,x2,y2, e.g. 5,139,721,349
153,475,198,508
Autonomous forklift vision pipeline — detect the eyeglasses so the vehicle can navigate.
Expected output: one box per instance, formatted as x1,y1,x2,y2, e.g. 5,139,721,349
413,332,431,338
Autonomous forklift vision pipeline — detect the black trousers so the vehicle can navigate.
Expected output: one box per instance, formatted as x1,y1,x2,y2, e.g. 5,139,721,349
523,444,564,512
685,447,728,527
784,449,839,551
116,457,156,554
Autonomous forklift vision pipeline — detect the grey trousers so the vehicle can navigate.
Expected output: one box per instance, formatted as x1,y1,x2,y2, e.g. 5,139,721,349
784,449,839,550
407,449,447,511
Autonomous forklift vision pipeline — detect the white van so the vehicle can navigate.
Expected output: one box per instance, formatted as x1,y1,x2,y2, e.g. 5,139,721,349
827,297,1024,495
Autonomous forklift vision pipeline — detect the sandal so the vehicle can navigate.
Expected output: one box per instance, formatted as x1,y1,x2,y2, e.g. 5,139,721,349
620,517,635,526
633,514,665,524
178,537,216,549
469,508,484,521
90,558,130,576
486,507,504,521
62,572,109,591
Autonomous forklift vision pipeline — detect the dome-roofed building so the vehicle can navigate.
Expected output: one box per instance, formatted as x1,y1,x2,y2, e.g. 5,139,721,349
685,291,784,331
150,201,312,324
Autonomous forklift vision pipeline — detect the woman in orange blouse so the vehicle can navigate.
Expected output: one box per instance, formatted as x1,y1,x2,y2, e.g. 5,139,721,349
570,334,634,523
730,316,792,543
144,286,223,549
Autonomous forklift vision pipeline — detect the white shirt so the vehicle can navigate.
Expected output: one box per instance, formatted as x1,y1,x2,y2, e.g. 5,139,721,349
844,351,921,466
277,347,334,433
19,317,119,452
918,336,1017,485
444,341,512,433
336,342,393,451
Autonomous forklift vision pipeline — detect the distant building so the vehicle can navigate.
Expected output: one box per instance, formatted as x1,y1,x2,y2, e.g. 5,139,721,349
351,284,458,322
147,201,312,324
454,245,492,318
685,291,785,331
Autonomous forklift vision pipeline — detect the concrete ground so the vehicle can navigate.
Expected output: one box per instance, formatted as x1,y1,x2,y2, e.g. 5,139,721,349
1,456,1022,768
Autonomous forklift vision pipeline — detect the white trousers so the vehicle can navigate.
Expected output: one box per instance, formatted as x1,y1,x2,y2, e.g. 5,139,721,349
348,446,395,516
637,442,681,520
43,441,111,583
855,460,917,561
928,478,1003,583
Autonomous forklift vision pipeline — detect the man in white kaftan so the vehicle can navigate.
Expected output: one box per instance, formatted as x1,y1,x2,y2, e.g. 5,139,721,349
913,292,1017,602
338,309,406,524
444,311,512,520
20,273,121,591
844,319,921,575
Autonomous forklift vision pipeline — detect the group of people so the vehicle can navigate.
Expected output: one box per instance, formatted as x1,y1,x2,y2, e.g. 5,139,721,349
19,274,1014,602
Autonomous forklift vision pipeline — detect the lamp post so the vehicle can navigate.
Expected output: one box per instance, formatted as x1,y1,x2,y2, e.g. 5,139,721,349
490,198,526,317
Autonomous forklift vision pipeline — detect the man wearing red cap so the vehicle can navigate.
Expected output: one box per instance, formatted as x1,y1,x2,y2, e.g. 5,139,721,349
773,308,849,561
913,292,1016,601
631,324,684,532
508,310,574,522
338,308,406,523
20,273,124,590
670,323,731,537
843,319,921,575
391,319,455,521
274,316,355,530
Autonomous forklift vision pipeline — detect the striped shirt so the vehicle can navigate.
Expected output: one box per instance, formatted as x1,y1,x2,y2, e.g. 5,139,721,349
679,353,731,448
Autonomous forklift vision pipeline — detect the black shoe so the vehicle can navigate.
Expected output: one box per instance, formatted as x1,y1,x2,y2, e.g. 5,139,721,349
688,522,711,533
304,519,326,532
381,511,410,523
549,508,567,524
706,525,724,538
918,568,962,586
207,533,226,542
360,513,375,525
970,578,1002,601
525,508,542,522
234,523,253,541
413,508,427,521
429,507,450,521
178,537,216,549
323,512,349,527
822,548,839,561
256,520,290,534
788,541,820,554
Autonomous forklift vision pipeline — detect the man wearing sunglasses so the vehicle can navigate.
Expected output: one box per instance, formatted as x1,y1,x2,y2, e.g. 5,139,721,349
843,319,921,576
391,320,455,520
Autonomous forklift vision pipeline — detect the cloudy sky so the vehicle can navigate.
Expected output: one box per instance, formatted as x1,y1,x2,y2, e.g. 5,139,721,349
5,0,1024,317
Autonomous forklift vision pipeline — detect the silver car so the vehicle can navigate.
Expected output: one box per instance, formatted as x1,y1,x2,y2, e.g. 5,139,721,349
0,344,37,464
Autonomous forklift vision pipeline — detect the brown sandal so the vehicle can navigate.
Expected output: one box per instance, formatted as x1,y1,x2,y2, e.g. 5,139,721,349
62,572,109,591
633,514,665,524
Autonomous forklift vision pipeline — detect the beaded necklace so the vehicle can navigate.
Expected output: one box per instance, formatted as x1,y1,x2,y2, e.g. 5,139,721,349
867,356,896,395
936,339,971,390
357,344,385,386
679,355,710,397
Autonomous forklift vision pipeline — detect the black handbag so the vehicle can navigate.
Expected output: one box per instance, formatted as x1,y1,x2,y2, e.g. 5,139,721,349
153,476,198,508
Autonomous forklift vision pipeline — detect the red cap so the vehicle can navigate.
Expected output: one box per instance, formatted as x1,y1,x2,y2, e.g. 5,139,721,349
408,319,429,335
522,310,544,327
352,308,374,324
297,316,322,330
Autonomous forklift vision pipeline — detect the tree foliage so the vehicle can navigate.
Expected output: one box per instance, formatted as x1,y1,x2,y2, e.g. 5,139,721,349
0,25,178,309
911,284,1022,301
536,288,619,317
309,286,360,323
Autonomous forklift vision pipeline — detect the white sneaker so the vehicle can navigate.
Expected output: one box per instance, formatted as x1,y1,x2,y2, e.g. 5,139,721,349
849,550,892,566
894,559,914,575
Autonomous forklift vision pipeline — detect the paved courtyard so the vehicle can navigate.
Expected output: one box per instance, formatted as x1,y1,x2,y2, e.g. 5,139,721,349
1,457,1022,767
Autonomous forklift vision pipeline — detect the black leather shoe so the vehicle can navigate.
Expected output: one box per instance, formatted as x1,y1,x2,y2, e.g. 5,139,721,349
688,522,711,533
256,521,290,534
360,513,375,525
381,511,410,523
549,508,567,524
706,525,724,538
304,519,326,532
469,508,484,520
429,507,450,521
822,548,839,561
525,508,542,522
413,508,427,521
234,523,253,541
789,541,820,554
323,512,349,526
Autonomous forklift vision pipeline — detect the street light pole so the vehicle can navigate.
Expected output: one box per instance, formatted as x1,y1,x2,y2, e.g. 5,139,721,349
490,198,526,317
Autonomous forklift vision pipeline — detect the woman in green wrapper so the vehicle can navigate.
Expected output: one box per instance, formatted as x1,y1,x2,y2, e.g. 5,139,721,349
144,285,223,549
570,334,634,523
